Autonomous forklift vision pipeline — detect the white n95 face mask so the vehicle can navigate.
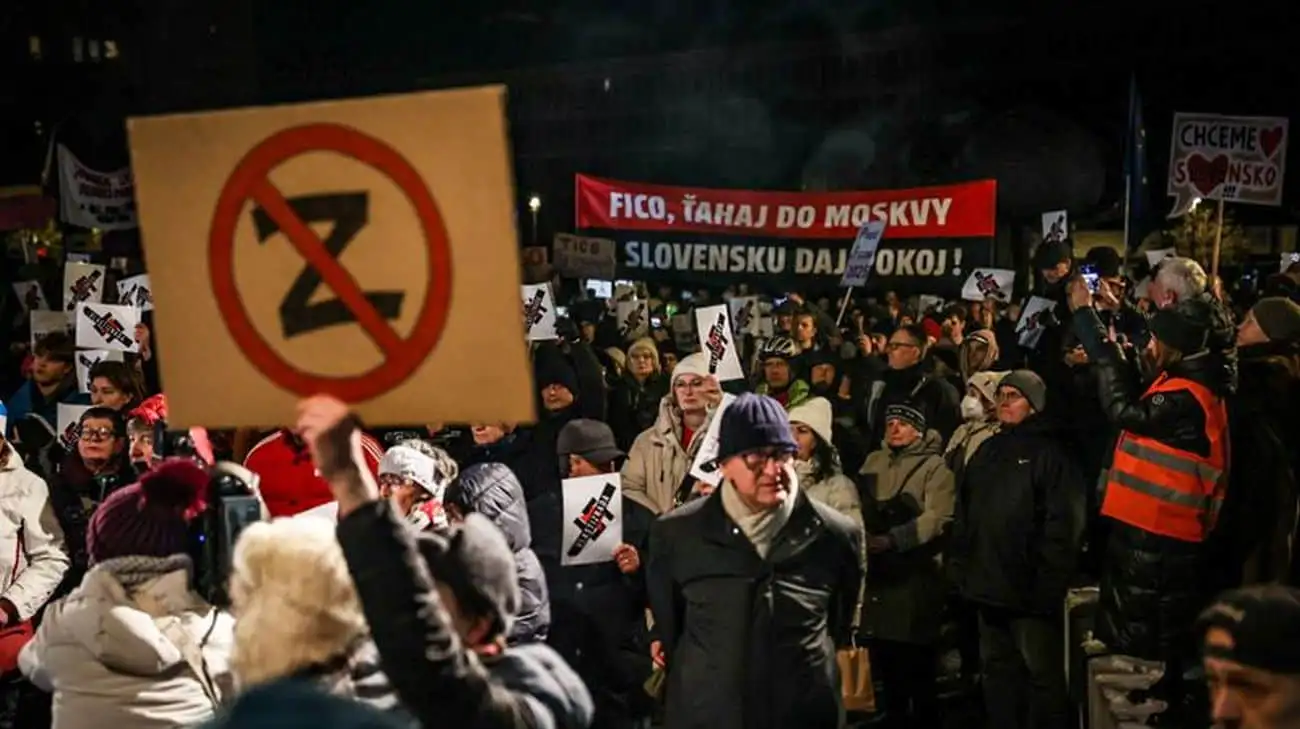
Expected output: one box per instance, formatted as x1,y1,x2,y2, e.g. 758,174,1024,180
960,394,986,422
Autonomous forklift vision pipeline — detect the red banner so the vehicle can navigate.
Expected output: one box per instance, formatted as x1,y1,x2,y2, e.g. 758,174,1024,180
575,174,997,240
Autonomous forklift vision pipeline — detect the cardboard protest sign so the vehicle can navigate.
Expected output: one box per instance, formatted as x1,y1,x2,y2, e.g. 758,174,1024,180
694,305,745,382
961,269,1016,303
57,403,92,452
729,296,761,336
561,474,624,567
519,247,550,283
13,281,48,313
1145,248,1177,269
63,261,105,311
30,310,72,350
75,303,140,353
613,282,637,303
117,274,154,311
1041,211,1068,243
1016,296,1056,349
521,284,558,341
553,232,617,279
840,220,887,288
1167,113,1288,217
689,393,737,487
75,349,126,394
128,87,535,428
617,299,649,340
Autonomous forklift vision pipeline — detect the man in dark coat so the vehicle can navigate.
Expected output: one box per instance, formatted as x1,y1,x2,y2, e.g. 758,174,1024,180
948,370,1083,729
647,393,863,729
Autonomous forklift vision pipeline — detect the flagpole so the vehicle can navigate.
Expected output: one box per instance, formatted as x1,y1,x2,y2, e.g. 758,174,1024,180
1122,175,1132,256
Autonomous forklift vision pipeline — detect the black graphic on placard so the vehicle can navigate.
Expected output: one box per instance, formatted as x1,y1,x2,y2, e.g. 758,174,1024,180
66,271,103,311
567,483,618,557
620,304,644,337
974,271,1003,298
523,290,548,330
82,307,135,349
251,192,404,338
705,313,728,374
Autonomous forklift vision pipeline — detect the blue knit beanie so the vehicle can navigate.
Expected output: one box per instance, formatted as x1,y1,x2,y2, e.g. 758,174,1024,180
715,393,797,464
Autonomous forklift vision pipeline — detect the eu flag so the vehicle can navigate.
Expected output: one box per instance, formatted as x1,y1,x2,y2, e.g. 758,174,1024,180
1123,74,1150,253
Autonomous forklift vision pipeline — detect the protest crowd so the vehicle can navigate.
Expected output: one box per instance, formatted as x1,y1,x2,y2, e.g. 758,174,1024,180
2,232,1300,729
3,91,1300,729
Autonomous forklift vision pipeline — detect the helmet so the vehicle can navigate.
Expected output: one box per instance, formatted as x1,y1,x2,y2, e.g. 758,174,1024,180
759,336,799,360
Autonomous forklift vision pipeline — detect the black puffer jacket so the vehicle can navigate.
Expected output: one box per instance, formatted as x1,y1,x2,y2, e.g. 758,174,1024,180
948,414,1084,616
607,372,670,451
1083,312,1235,661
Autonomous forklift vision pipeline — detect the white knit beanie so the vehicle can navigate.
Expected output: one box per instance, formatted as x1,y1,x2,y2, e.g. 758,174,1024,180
787,397,834,446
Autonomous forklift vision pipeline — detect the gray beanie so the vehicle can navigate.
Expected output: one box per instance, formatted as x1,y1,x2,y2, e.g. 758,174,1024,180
415,513,520,638
1252,297,1300,343
1001,369,1047,413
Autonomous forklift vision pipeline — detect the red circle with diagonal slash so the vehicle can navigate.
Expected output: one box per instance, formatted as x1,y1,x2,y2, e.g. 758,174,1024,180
209,123,452,402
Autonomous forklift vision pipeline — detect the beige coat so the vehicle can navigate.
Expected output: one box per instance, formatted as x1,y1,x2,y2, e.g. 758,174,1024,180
0,443,70,620
944,420,1000,467
792,458,864,531
19,560,235,729
621,395,712,514
857,430,956,644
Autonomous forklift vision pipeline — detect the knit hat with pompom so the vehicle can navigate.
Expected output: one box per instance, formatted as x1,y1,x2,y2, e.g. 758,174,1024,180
87,458,209,563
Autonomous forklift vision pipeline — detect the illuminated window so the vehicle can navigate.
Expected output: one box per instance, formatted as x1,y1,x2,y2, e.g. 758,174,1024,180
104,40,119,59
72,36,84,62
28,36,42,60
89,39,101,61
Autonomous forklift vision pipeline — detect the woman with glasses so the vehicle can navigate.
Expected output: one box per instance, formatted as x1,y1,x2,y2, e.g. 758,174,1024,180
46,408,137,598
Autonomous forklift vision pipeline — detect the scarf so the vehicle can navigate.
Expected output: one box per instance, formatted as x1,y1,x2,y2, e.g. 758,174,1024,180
720,476,799,559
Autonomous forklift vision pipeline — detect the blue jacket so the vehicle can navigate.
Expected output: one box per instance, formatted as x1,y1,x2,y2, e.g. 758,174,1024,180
5,378,90,439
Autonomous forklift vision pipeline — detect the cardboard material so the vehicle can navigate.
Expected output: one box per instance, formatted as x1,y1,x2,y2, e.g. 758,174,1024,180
128,87,535,428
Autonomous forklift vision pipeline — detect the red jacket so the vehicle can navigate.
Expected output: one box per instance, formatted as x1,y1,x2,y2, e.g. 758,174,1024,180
243,430,383,518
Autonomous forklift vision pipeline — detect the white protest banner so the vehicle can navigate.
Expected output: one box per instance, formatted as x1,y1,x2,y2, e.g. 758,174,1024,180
1145,248,1177,269
729,296,761,336
57,403,92,452
918,295,945,314
1167,113,1289,217
117,274,154,311
57,145,138,231
961,268,1016,303
689,393,737,486
840,220,887,288
13,281,48,313
695,305,745,382
553,232,617,279
521,283,558,341
1041,210,1068,243
75,349,126,394
561,474,624,567
1016,296,1056,349
1283,252,1300,273
75,302,139,353
617,299,649,340
613,282,637,303
30,310,72,350
63,261,105,312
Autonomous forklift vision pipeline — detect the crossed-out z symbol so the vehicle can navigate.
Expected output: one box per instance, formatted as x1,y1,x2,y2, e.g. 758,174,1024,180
251,192,404,338
567,483,617,557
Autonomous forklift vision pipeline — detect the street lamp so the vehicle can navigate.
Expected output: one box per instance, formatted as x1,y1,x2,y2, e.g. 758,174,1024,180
527,195,541,245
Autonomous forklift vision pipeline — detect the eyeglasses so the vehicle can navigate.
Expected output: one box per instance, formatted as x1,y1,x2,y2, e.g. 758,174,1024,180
886,341,919,351
741,448,794,469
674,378,706,391
79,427,117,442
996,391,1025,403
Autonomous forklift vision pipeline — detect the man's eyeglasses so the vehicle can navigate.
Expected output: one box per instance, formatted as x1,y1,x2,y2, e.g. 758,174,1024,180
741,448,794,469
886,341,918,351
79,427,117,443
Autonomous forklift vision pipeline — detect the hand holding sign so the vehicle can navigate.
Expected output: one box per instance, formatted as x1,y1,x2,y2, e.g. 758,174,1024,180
561,474,624,567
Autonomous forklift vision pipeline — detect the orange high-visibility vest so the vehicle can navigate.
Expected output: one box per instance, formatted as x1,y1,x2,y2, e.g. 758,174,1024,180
1101,373,1229,543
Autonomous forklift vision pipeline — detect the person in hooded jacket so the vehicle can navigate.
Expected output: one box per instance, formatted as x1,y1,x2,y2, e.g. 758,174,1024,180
857,403,955,729
296,395,594,729
377,440,457,533
608,338,670,452
20,460,235,729
621,353,717,515
785,397,863,529
1230,298,1300,585
1020,239,1076,411
942,371,1007,483
948,370,1083,729
861,324,961,450
547,419,655,729
1069,283,1235,721
444,463,551,645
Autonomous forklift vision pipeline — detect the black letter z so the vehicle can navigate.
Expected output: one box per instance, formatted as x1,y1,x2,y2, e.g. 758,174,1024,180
251,192,404,339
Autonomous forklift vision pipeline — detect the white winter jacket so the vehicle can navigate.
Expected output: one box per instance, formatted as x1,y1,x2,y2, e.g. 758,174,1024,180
19,557,235,729
0,443,69,620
